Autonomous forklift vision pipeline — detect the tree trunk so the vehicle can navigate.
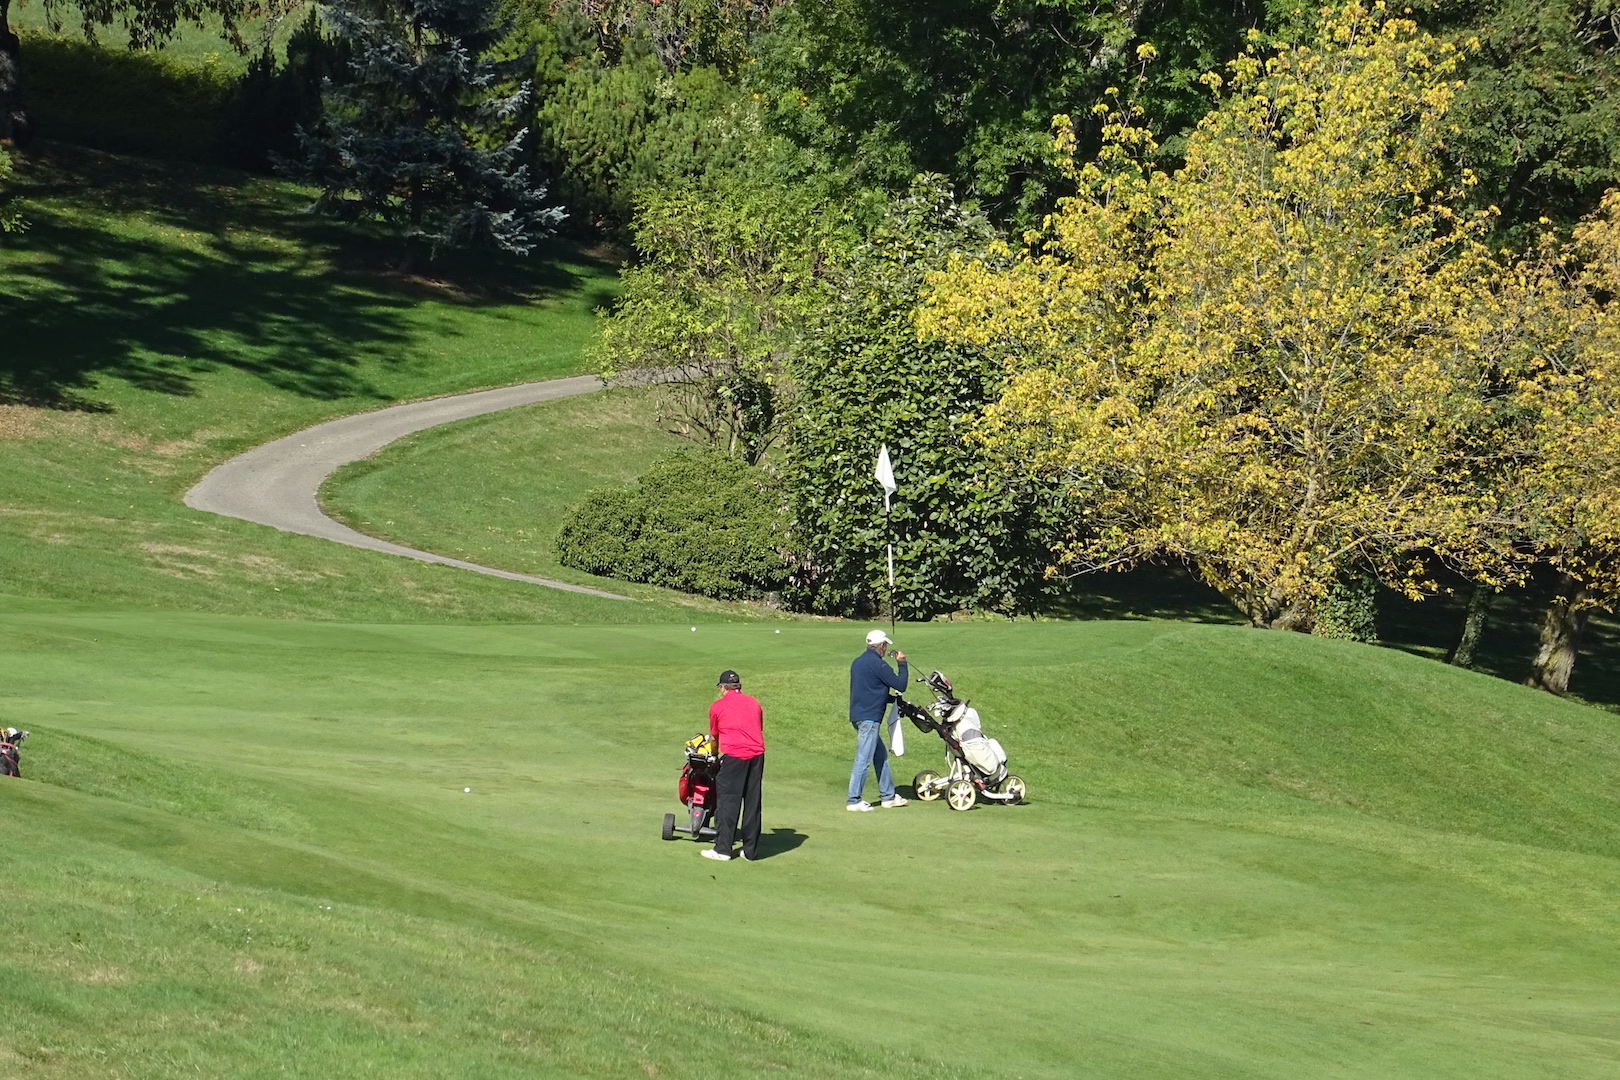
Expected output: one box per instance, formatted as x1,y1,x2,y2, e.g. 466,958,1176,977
0,0,34,148
1525,574,1590,696
403,175,426,272
1446,584,1491,668
1270,602,1314,633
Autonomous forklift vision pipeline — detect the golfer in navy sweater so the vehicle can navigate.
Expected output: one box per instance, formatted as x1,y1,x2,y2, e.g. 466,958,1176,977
705,669,765,861
847,629,908,811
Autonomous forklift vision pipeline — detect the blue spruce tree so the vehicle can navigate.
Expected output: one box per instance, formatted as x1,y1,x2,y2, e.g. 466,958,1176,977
292,0,563,269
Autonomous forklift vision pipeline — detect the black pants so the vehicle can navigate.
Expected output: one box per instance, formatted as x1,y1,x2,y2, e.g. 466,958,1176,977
713,753,764,858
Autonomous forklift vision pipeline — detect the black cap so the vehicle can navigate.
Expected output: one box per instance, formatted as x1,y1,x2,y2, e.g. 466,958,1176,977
717,669,741,687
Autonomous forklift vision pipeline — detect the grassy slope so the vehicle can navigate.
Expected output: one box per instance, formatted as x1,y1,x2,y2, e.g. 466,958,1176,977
0,144,741,623
2,123,1618,1078
3,609,1619,1077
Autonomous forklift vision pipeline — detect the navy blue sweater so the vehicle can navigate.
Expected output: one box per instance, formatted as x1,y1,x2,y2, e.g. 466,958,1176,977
849,649,908,723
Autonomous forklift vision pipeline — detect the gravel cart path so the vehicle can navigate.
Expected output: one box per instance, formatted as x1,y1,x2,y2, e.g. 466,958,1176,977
184,376,630,600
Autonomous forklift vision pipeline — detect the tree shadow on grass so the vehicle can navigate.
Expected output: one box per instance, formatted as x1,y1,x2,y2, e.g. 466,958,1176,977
1046,561,1620,708
1378,568,1620,710
0,143,611,409
1043,561,1245,625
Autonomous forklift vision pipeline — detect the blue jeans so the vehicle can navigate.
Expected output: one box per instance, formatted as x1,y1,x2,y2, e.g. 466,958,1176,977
848,718,895,804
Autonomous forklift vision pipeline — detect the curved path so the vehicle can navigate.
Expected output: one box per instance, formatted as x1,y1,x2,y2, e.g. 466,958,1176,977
184,375,631,600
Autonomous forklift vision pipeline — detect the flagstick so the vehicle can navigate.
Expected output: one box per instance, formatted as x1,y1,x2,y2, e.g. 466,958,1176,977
887,548,895,636
885,492,896,635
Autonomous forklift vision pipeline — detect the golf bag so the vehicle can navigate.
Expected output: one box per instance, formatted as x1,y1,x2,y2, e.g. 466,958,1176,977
894,671,1026,811
662,733,720,842
1,728,29,778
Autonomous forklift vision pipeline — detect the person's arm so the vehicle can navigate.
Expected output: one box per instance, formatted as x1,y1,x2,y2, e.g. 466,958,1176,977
709,700,721,740
883,658,908,692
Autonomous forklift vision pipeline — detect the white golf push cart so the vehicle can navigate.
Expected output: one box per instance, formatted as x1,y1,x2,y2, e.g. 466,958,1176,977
894,670,1026,811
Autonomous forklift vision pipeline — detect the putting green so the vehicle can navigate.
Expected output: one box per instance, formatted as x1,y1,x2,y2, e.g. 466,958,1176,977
3,599,1618,1077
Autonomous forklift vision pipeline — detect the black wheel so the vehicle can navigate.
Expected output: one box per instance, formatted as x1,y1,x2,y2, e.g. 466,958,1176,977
662,813,676,841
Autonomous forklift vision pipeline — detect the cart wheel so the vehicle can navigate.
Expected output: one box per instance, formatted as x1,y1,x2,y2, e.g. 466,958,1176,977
913,770,942,801
662,813,676,841
947,779,976,811
1002,776,1026,805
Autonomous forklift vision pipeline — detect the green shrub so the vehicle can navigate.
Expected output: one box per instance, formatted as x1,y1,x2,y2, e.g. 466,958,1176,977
1312,576,1380,643
556,450,790,599
24,32,235,162
0,147,23,233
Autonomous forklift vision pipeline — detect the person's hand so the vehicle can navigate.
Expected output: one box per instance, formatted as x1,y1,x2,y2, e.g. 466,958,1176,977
894,650,906,663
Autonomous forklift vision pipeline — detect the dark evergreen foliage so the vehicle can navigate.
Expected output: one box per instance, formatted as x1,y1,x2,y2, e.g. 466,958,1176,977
288,0,564,265
224,11,352,172
751,0,1269,228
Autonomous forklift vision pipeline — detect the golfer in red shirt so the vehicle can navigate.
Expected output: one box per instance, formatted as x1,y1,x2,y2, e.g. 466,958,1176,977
705,669,765,862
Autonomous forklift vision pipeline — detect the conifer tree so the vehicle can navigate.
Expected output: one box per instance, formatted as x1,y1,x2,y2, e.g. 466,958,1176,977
292,0,564,268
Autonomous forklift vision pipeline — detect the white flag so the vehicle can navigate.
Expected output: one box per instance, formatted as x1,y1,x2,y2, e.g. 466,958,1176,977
886,702,906,756
874,444,896,510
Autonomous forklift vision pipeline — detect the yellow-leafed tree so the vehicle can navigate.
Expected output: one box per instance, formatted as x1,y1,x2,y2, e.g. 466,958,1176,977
922,3,1521,631
1500,195,1620,693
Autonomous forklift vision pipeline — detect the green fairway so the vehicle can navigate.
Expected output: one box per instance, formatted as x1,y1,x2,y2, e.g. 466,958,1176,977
3,88,1617,1080
3,600,1619,1077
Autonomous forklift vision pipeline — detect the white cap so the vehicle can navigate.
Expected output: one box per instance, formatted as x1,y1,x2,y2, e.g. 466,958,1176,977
865,629,891,647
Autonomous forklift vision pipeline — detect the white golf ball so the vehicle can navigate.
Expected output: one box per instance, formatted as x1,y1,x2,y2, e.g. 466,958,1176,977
775,629,781,634
464,787,471,793
690,627,696,631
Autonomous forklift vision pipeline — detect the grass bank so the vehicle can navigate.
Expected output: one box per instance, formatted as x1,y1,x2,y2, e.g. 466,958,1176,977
2,605,1618,1076
0,143,734,622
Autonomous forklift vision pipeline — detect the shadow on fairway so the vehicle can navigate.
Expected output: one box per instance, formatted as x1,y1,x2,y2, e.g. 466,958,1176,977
753,828,808,860
0,142,610,411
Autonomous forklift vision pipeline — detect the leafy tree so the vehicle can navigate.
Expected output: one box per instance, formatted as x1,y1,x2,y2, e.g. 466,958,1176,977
0,0,27,145
595,177,854,463
549,0,782,76
752,0,1268,226
1495,194,1620,694
785,176,1065,618
921,4,1520,631
533,47,758,226
555,448,791,599
1426,0,1620,233
289,0,563,269
506,0,795,228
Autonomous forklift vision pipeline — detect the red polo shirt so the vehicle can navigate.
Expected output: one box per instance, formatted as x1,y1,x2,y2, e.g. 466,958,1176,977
709,688,765,759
